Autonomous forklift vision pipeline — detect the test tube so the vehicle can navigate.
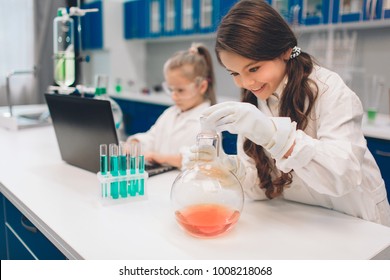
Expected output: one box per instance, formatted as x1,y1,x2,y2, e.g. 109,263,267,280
109,143,119,199
138,144,145,196
100,144,108,198
119,142,128,198
128,142,138,196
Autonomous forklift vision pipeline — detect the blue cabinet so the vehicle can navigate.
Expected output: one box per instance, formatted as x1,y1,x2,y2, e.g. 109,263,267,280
0,193,6,259
123,0,240,39
111,97,169,135
301,0,332,25
384,0,390,18
332,0,383,23
81,0,104,50
6,228,36,260
164,0,181,36
1,196,66,260
124,0,147,39
366,137,390,203
271,0,331,25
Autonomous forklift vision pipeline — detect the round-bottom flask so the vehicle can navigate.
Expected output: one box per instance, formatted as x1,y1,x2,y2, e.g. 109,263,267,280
170,131,244,238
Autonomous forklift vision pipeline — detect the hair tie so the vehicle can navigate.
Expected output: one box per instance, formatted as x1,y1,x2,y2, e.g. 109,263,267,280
290,46,301,59
189,46,198,54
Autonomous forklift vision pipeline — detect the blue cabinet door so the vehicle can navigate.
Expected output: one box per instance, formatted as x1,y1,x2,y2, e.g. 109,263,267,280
6,228,36,260
332,0,364,23
124,0,147,39
163,0,181,36
0,193,6,259
7,228,38,260
4,198,66,260
366,137,390,202
81,0,104,49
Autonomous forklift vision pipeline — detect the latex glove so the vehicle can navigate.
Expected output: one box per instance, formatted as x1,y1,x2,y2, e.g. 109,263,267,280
201,101,296,159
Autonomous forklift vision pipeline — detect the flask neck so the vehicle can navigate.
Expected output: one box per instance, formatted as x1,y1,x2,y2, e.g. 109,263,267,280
196,130,220,157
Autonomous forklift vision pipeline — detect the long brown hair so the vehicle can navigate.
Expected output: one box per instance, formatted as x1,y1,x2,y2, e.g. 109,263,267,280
215,0,318,198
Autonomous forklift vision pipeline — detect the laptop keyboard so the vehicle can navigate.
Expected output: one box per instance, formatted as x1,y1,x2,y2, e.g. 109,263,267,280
145,163,176,177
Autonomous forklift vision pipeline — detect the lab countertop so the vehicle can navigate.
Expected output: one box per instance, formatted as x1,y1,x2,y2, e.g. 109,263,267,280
109,92,238,106
1,126,390,260
362,113,390,140
2,102,389,140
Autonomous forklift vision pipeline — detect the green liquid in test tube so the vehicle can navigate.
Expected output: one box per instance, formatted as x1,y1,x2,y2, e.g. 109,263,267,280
129,156,137,196
138,154,145,196
109,144,119,199
128,142,138,196
119,143,128,198
100,144,108,198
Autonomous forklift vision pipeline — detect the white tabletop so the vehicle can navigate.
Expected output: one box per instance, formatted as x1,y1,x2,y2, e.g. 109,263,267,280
362,113,390,140
0,126,390,260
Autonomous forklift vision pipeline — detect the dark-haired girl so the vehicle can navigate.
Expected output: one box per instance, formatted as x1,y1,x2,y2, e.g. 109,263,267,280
196,0,390,226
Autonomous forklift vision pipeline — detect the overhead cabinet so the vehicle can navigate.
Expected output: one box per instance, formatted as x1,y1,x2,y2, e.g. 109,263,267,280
124,0,238,39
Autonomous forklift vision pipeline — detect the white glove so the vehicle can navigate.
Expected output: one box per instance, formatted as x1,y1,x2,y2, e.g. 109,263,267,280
201,101,296,159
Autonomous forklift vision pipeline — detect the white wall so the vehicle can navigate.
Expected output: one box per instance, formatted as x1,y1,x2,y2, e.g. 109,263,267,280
0,0,35,106
83,0,147,92
297,28,390,115
145,39,238,100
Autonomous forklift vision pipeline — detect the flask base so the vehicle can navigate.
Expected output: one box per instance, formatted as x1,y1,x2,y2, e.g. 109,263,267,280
175,203,240,238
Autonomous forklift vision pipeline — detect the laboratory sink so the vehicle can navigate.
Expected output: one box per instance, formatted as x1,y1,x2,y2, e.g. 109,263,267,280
0,104,51,131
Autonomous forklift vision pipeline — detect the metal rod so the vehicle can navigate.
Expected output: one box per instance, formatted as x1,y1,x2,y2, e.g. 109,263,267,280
5,68,36,117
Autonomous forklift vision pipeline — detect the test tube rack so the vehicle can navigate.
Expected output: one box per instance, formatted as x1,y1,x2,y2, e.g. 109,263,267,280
97,143,148,204
97,171,148,203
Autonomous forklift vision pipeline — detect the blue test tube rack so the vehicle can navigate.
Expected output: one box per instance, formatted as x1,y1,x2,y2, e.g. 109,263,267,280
97,143,148,204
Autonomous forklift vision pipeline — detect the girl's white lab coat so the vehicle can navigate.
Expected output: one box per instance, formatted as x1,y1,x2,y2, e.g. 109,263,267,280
130,101,210,156
238,66,390,226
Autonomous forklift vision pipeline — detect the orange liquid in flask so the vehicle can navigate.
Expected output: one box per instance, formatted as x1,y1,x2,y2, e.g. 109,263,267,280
175,203,240,238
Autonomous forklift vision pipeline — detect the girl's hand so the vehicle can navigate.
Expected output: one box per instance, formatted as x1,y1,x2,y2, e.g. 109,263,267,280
201,101,296,159
144,152,164,165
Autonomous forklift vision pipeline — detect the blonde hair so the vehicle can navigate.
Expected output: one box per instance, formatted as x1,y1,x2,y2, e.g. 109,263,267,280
163,43,217,105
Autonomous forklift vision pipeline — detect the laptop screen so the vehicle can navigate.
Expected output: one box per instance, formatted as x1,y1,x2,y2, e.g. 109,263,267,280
45,93,119,173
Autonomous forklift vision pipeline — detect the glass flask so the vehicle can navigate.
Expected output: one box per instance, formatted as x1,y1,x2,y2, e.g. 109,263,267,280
170,128,244,238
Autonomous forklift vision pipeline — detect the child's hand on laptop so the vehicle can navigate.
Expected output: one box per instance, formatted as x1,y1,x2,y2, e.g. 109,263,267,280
145,152,182,169
144,152,165,165
123,139,139,155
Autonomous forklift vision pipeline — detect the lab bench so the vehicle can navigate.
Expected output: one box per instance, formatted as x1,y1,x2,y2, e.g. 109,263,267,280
0,126,390,260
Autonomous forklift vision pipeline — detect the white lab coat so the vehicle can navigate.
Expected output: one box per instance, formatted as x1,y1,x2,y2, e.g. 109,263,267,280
129,101,210,158
237,66,390,226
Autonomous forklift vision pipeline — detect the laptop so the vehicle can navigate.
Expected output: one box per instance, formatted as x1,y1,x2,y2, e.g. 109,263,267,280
45,93,175,175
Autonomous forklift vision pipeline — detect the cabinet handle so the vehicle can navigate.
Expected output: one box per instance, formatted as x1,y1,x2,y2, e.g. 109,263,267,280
21,215,38,233
375,150,390,157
